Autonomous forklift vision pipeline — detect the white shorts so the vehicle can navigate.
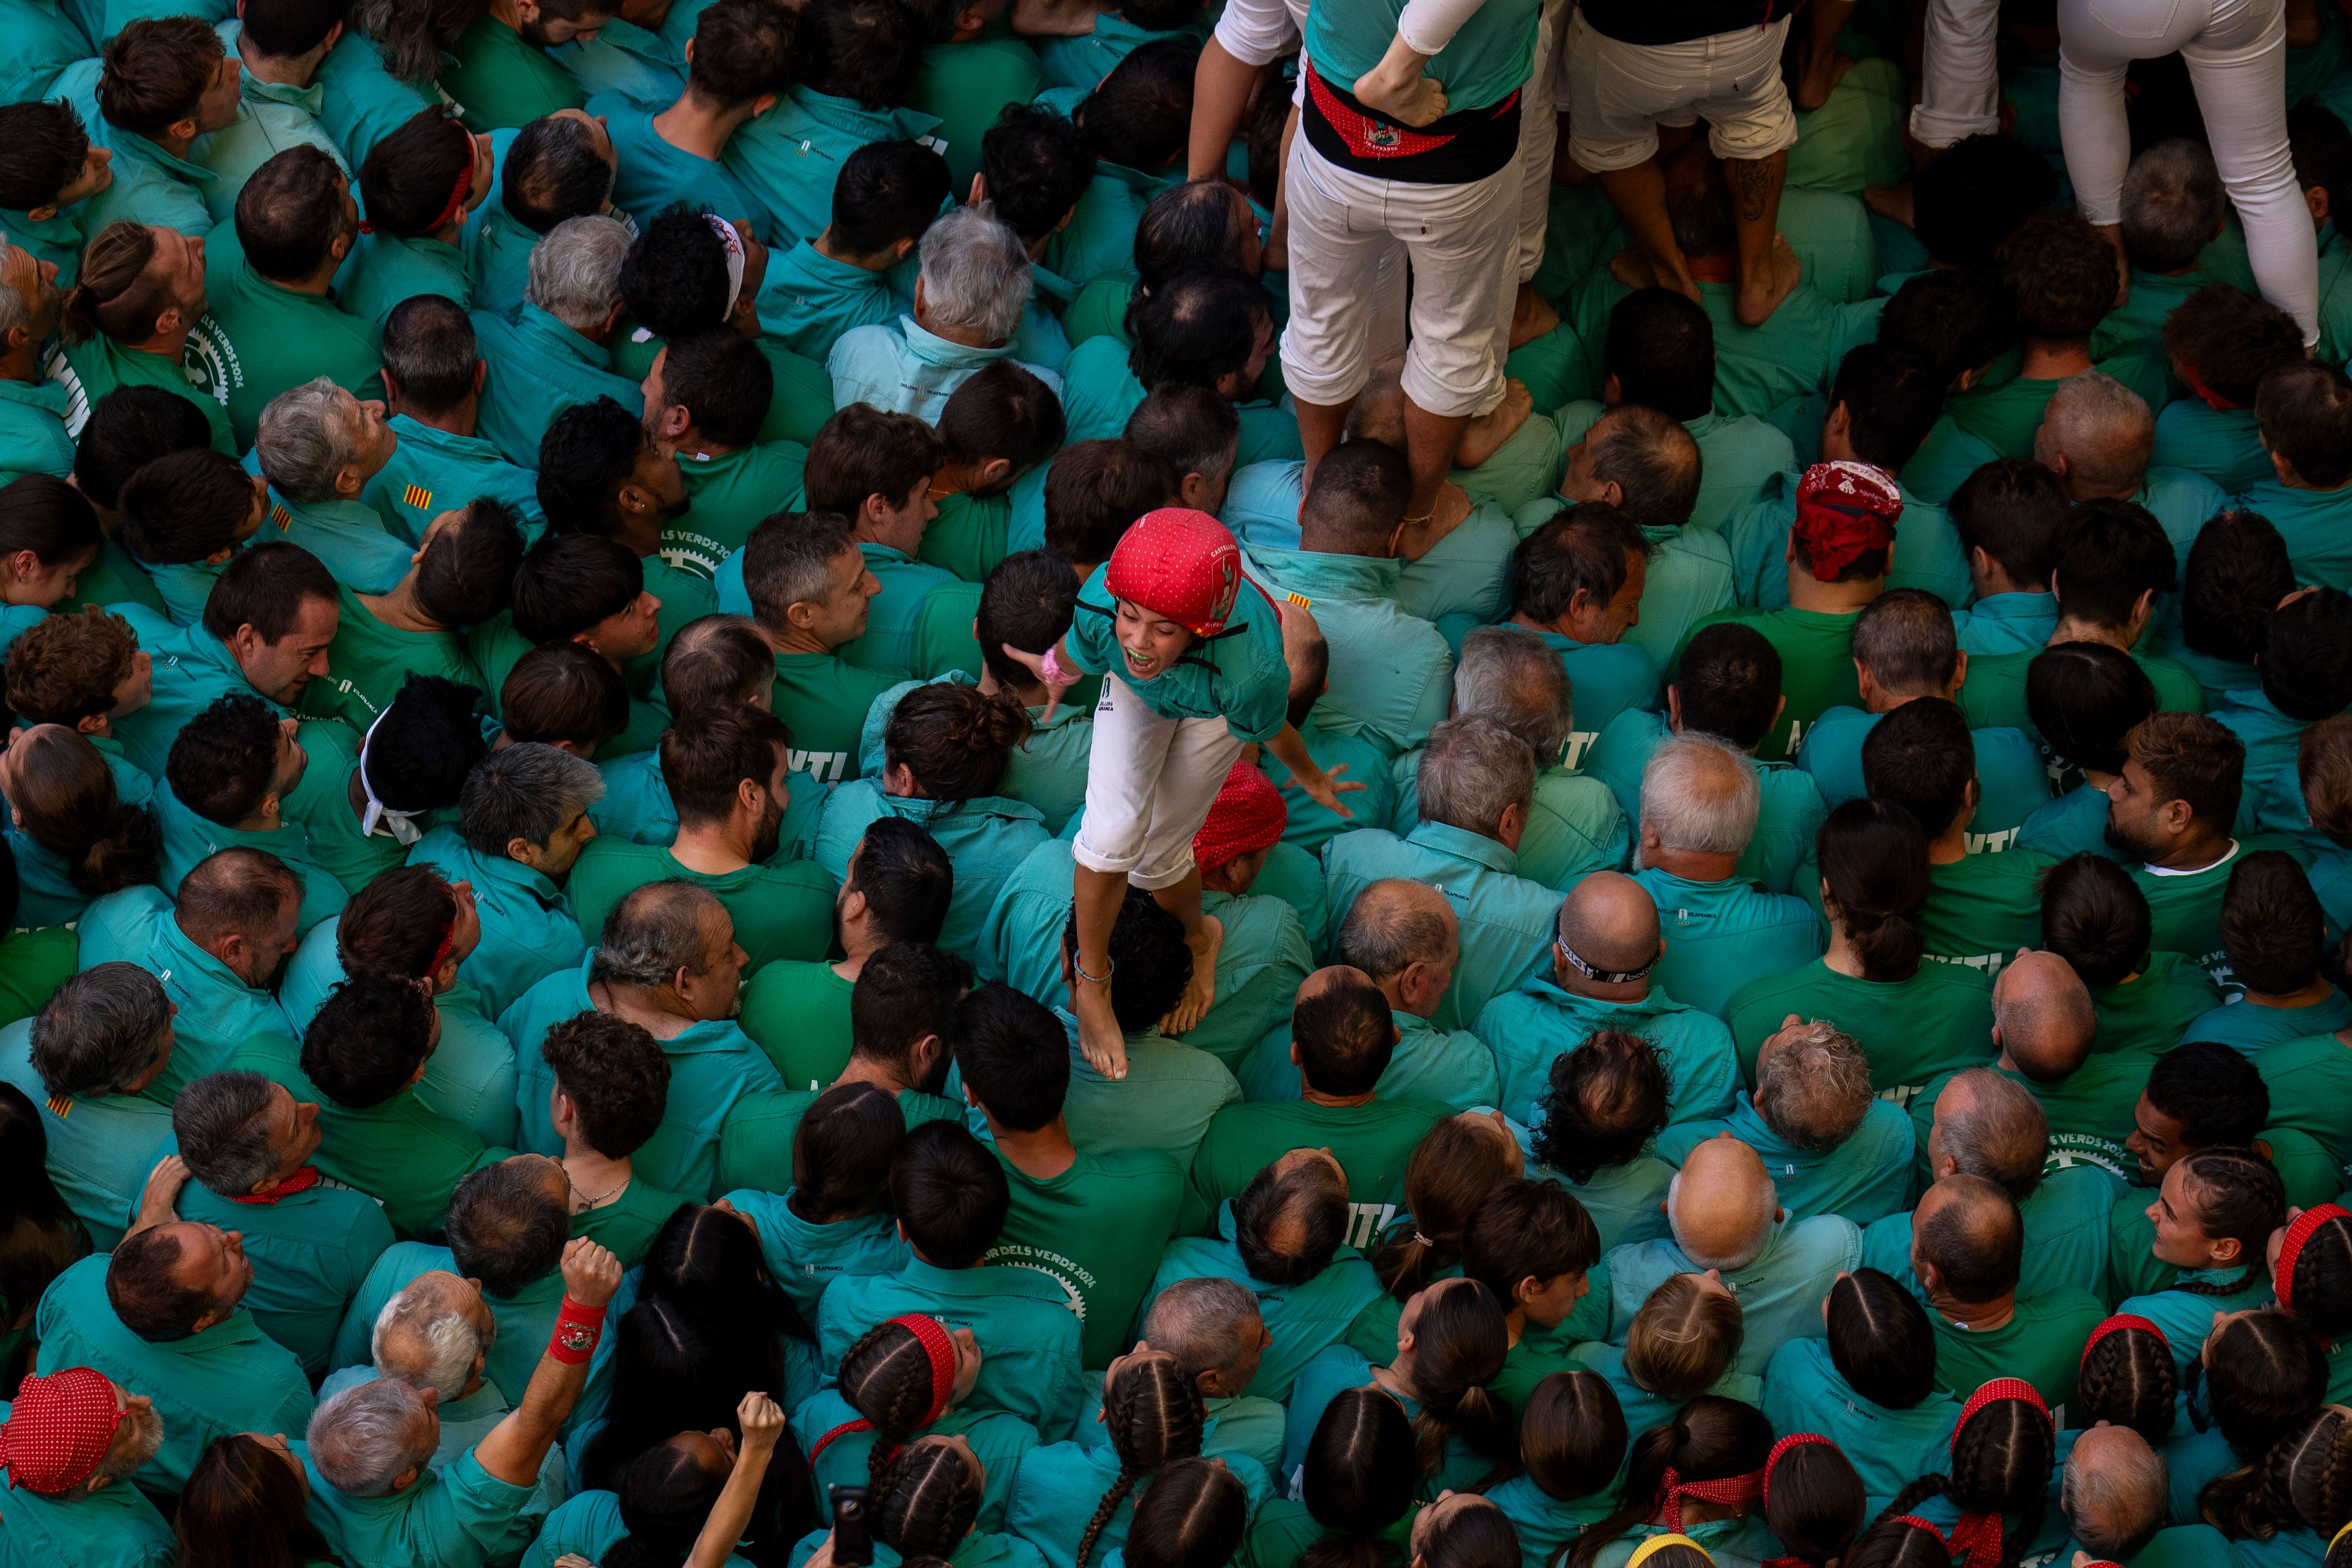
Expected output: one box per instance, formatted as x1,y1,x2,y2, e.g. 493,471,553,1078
1559,10,1800,172
1070,675,1249,889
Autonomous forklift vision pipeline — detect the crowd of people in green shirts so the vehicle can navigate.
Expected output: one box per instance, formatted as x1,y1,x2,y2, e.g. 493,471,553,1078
10,0,2352,1567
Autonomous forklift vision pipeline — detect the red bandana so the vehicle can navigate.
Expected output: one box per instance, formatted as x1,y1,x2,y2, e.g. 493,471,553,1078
2278,1204,2350,1313
1792,461,1902,582
1762,1434,1833,1510
1942,1380,2053,1568
809,1314,959,1463
1193,760,1286,873
2080,1314,2166,1368
229,1165,323,1205
1657,1463,1766,1530
1105,508,1246,638
0,1367,121,1494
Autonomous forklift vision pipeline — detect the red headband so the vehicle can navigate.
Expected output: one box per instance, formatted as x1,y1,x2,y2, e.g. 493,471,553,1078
2185,375,2239,412
2080,1314,2166,1369
1954,1378,2049,1449
809,1314,959,1464
1940,1381,2052,1568
1657,1464,1766,1530
2278,1205,2350,1313
360,124,475,238
1763,1434,1833,1510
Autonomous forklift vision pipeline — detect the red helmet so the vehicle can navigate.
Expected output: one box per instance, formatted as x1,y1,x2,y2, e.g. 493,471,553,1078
1104,508,1246,638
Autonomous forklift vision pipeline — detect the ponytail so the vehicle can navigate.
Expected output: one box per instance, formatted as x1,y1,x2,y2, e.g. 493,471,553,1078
1076,1351,1204,1568
1295,1387,1417,1568
1817,800,1930,982
1568,1398,1773,1568
11,726,158,895
1400,1280,1516,1491
2203,1406,2352,1541
1374,1118,1518,1301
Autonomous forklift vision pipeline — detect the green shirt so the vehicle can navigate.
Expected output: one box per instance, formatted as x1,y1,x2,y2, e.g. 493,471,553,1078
333,1240,565,1404
37,1253,312,1494
1238,1008,1501,1114
1958,644,2204,734
179,1173,394,1378
738,960,856,1087
1066,562,1289,739
191,228,383,451
1057,1009,1241,1169
1761,1335,1962,1514
363,415,545,546
1927,1286,2108,1413
813,781,1047,957
2089,951,2224,1057
2256,1028,2352,1176
1476,977,1741,1133
1918,849,2056,975
1798,706,2052,850
1322,822,1561,1030
794,1393,1034,1536
1139,1215,1385,1404
769,649,908,785
440,12,584,129
297,1443,532,1568
1246,547,1455,756
1681,605,1864,761
717,1085,961,1196
298,584,484,731
0,1019,168,1251
44,331,234,459
989,1142,1183,1369
0,927,74,1032
1179,1096,1447,1247
78,884,293,1095
661,440,808,579
233,1031,507,1241
818,1254,1085,1439
2135,841,2271,984
564,838,834,974
1659,1093,1916,1224
1726,957,1996,1103
504,953,787,1199
282,727,411,896
0,377,77,488
0,1459,173,1568
1631,866,1828,1019
1582,709,1823,892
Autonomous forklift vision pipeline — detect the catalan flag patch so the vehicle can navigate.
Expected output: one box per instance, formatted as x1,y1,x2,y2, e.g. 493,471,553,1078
403,484,432,511
45,1096,67,1117
271,503,291,529
1286,592,1312,609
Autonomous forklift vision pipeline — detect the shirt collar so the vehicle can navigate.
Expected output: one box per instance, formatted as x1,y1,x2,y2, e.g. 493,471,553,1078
516,304,611,369
897,314,1009,369
102,123,217,183
2142,839,2240,878
1406,820,1520,875
240,72,325,114
786,86,942,145
1252,546,1404,600
0,377,69,415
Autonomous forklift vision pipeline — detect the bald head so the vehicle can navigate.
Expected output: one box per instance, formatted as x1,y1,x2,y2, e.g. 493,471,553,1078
2035,372,2154,497
1992,950,2097,1080
1668,1134,1778,1270
1336,880,1458,981
1912,1172,2024,1306
1556,871,1663,979
1930,1067,2050,1203
2064,1425,2168,1561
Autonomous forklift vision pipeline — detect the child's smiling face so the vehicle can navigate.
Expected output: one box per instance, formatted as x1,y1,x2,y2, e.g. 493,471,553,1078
1114,600,1194,682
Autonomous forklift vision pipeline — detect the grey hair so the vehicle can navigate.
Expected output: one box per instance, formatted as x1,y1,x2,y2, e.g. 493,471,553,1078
1932,1066,2050,1203
29,961,172,1098
458,741,605,856
307,1379,435,1498
1415,714,1537,837
526,213,632,334
1754,1022,1874,1152
255,377,362,504
1640,734,1758,856
2121,139,2226,274
2040,372,2154,495
57,1396,164,1501
1141,1277,1261,1383
918,203,1033,342
372,1283,491,1404
1334,880,1454,982
1666,1165,1777,1271
2063,1433,2169,1560
594,880,728,989
0,241,27,342
172,1071,281,1197
1453,624,1575,766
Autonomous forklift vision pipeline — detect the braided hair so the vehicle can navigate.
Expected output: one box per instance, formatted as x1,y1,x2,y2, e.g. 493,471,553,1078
2278,1207,2352,1341
837,1317,959,1496
2190,1311,2328,1461
1123,1457,1250,1568
2166,1148,2287,1297
1397,1278,1518,1491
875,1436,984,1558
1373,1117,1518,1300
2202,1406,2352,1540
2076,1321,2179,1446
1877,1390,2054,1568
1076,1350,1207,1568
1567,1396,1774,1568
1297,1387,1419,1568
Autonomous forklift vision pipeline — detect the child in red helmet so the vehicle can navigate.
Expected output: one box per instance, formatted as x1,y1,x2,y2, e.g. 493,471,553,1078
1002,508,1360,1078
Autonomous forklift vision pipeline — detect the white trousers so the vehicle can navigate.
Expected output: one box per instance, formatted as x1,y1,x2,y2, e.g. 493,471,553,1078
1912,0,2004,146
1558,10,1800,171
2058,0,2319,341
1070,675,1248,889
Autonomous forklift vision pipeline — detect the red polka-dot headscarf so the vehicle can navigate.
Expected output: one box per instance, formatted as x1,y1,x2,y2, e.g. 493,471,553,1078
1104,509,1246,638
0,1367,123,1495
1193,760,1287,873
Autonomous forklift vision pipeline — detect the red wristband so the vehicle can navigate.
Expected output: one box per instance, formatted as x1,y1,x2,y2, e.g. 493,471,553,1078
549,1296,606,1365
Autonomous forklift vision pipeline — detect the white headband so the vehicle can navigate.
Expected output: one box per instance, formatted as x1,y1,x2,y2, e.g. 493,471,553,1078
631,215,747,344
356,707,427,846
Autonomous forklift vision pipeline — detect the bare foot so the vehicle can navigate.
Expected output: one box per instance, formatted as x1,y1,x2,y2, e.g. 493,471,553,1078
1353,68,1449,127
1162,913,1225,1035
1735,234,1803,326
1074,976,1129,1079
1509,285,1560,350
1455,380,1534,468
1795,48,1852,111
1396,481,1472,559
1862,181,1915,227
1608,245,1702,305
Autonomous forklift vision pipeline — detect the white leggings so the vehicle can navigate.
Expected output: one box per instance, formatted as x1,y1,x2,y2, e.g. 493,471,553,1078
2057,0,2318,341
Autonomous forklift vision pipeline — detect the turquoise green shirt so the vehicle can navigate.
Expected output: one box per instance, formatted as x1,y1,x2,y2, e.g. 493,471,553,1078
523,1489,752,1568
2236,477,2352,592
758,239,908,361
2021,779,2128,863
2188,989,2352,1055
469,304,643,468
816,781,1047,957
0,1019,167,1251
464,205,539,321
1246,546,1454,756
339,224,475,326
312,29,435,167
723,1189,908,1321
260,489,413,595
1551,401,1797,534
108,613,281,777
0,377,77,488
191,37,346,229
2152,401,2272,494
723,88,943,256
77,883,293,1095
409,825,587,1020
1137,1215,1384,1404
1008,1436,1269,1568
1724,473,1974,612
1475,977,1740,1133
190,229,382,451
331,1239,564,1404
178,1172,392,1378
1955,591,2061,656
297,1441,533,1568
1066,562,1289,737
1238,1008,1501,1114
1798,704,2051,850
594,98,772,236
1632,866,1827,1018
363,415,544,545
1488,1471,1617,1568
67,108,217,243
0,0,86,111
37,1253,312,1494
1608,1215,1863,1377
817,1254,1085,1439
151,780,348,935
1569,1339,1763,1450
1322,821,1561,1030
1582,708,1822,892
1726,956,1996,1102
1761,1335,1962,1514
2120,1270,2278,1376
0,1450,172,1568
564,837,834,974
793,1392,1035,1534
1658,1093,1915,1224
716,1085,961,1196
1281,1343,1509,1499
1389,751,1632,891
1058,1012,1240,1168
504,952,788,1199
440,12,584,129
2213,688,2310,836
835,543,973,676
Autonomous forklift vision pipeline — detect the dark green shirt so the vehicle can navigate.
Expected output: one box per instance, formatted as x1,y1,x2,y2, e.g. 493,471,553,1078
1179,1098,1447,1248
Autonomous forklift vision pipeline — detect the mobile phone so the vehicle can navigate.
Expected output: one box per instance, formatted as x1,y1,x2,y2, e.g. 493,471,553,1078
830,1483,873,1567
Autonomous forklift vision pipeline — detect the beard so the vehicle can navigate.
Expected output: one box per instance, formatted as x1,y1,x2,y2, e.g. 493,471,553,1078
750,801,783,865
2103,813,2160,865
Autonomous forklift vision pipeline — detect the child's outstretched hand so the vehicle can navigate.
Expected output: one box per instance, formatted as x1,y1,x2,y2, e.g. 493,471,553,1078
1297,762,1365,819
1000,642,1081,723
